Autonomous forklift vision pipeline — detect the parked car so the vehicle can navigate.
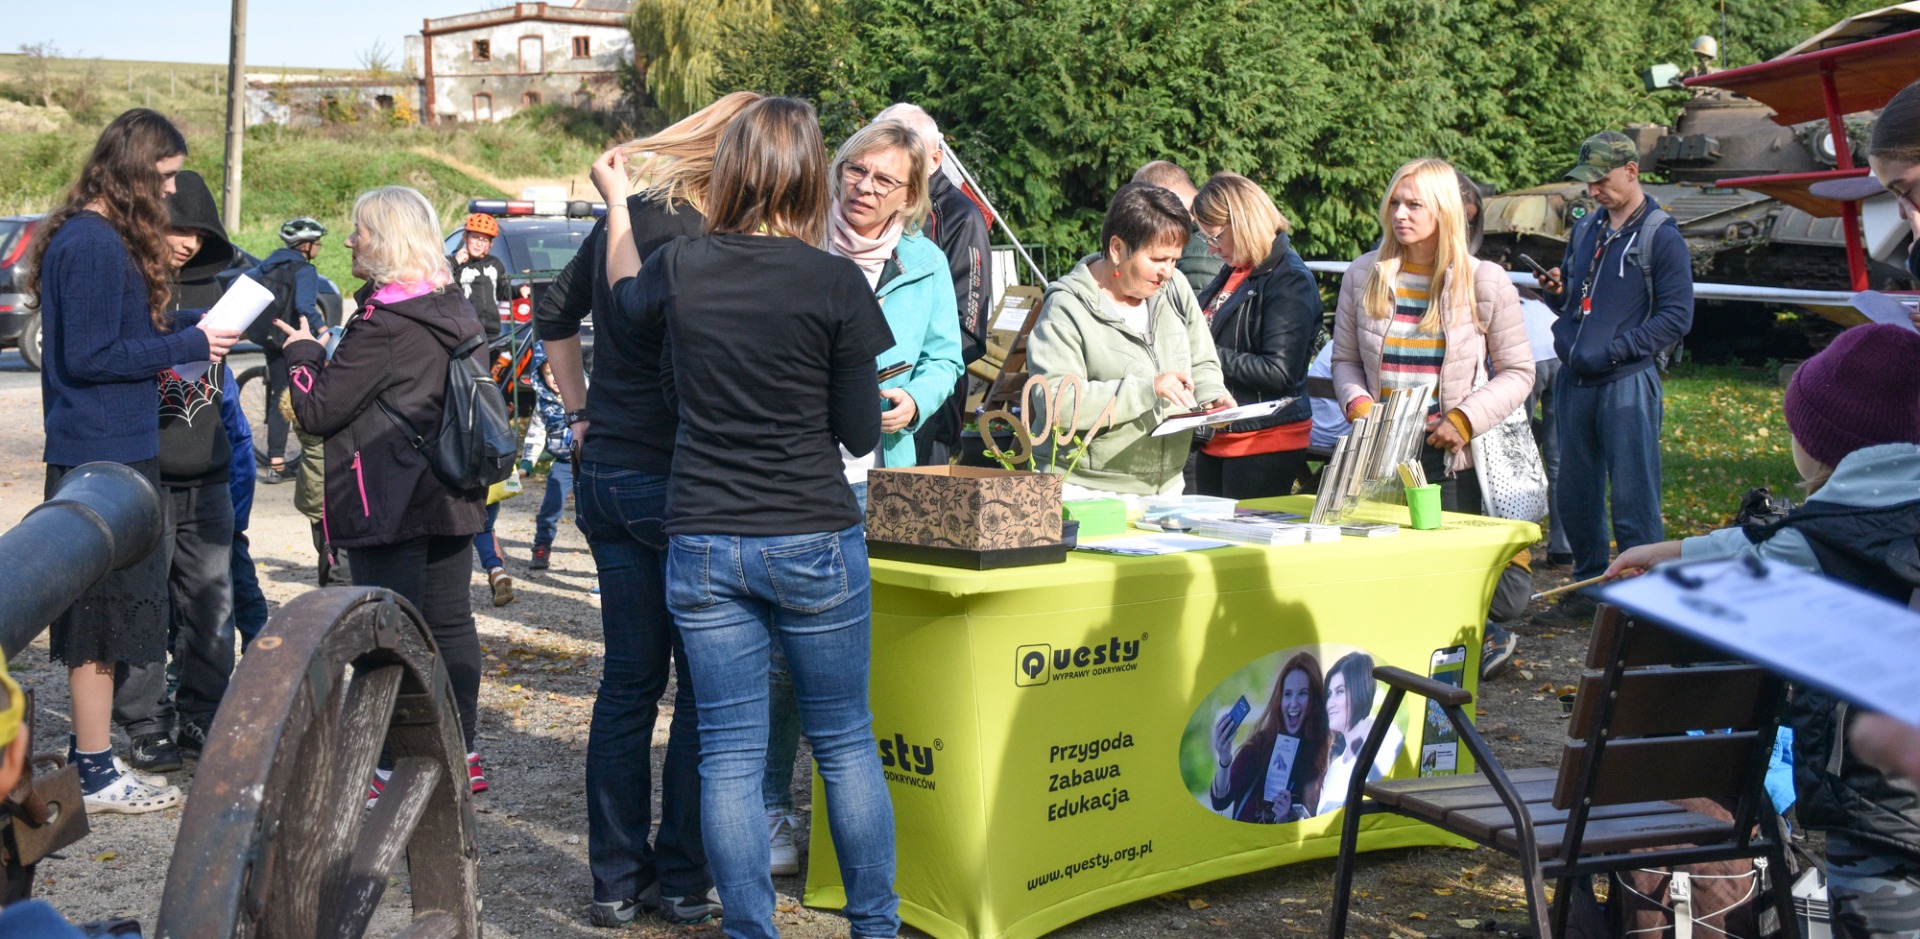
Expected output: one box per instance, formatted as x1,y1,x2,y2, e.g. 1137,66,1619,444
0,215,45,370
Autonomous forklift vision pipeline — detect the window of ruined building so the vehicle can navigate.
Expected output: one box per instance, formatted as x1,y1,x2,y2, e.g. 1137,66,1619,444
520,36,544,74
473,39,491,61
474,92,493,122
523,90,542,108
572,36,591,58
574,90,593,109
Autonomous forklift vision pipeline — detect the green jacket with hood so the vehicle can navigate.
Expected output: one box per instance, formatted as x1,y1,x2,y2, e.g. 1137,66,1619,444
1027,254,1227,495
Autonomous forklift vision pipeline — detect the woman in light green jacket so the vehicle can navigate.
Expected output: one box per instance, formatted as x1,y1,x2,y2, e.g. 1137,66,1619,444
1028,183,1232,498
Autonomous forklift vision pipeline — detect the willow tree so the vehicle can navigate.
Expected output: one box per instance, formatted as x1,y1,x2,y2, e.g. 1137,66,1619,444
630,0,772,120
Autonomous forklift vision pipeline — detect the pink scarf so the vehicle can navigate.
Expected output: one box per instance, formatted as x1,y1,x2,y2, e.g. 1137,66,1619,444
828,202,904,277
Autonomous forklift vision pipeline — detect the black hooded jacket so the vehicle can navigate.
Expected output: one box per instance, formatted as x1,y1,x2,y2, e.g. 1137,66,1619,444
283,287,487,548
158,170,237,486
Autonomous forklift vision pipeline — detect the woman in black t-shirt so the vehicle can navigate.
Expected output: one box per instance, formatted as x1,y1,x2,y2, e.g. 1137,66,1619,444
539,91,762,926
593,96,900,939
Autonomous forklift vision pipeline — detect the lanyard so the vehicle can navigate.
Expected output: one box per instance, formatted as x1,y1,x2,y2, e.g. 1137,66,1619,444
1579,200,1648,316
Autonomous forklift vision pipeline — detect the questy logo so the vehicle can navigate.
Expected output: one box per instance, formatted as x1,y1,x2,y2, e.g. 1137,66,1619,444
1015,634,1146,687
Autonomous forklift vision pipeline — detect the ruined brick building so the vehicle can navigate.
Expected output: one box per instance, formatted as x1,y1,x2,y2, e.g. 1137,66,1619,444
405,1,635,124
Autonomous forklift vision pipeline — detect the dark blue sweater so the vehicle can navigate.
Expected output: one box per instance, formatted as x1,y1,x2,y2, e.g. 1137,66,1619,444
40,212,211,466
1548,200,1694,387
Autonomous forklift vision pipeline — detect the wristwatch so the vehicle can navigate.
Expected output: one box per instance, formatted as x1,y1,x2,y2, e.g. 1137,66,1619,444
565,409,589,425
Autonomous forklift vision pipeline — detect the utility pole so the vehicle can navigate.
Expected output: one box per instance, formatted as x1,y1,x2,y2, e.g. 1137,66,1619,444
221,0,247,232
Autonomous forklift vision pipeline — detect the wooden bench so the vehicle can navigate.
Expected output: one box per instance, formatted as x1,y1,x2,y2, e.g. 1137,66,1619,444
1326,603,1797,938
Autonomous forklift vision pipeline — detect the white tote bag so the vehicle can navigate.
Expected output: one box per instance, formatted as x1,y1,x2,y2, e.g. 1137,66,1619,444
1467,359,1549,522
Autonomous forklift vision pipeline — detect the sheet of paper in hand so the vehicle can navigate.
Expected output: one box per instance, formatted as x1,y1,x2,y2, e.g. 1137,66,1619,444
173,274,276,381
1596,557,1920,727
1262,733,1302,804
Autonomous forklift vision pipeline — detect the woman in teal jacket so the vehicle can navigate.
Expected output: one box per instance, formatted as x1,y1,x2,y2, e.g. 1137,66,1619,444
759,118,963,875
826,119,963,484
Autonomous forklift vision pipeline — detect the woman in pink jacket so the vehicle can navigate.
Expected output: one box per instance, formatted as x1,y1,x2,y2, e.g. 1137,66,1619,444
1330,158,1533,514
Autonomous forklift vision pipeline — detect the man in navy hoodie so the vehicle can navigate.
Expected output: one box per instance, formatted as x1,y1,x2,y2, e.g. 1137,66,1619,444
1541,131,1694,617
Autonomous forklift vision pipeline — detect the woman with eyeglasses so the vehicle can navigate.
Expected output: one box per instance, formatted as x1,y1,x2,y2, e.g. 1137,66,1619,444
1869,79,1920,317
1188,173,1322,499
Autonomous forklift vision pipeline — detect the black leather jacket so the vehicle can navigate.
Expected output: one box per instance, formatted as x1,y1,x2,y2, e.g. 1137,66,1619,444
1195,231,1321,434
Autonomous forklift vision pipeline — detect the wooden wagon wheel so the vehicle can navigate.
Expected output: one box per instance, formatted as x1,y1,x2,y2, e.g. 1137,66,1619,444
155,587,479,939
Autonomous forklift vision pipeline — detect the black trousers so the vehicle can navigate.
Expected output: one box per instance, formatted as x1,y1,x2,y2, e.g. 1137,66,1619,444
1420,441,1483,515
1193,448,1311,501
346,534,483,752
114,482,236,737
264,349,291,461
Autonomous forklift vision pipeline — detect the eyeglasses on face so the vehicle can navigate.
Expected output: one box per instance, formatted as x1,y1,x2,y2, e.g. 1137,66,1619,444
841,161,906,197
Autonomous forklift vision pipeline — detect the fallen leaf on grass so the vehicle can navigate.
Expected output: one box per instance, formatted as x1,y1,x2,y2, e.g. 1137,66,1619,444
1456,920,1482,929
1188,898,1210,910
1431,888,1454,896
1408,912,1428,921
1208,918,1227,927
93,850,117,862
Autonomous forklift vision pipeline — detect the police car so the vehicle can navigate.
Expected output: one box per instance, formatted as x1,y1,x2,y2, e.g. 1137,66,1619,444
443,198,604,330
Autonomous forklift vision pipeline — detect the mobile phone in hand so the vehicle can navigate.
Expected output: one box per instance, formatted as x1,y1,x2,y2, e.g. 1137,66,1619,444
1224,694,1252,740
1517,253,1559,290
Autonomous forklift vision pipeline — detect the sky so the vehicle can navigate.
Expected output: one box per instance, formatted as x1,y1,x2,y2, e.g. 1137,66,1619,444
9,1,502,71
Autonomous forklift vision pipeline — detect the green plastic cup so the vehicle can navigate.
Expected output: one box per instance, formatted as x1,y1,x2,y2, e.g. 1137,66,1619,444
1406,484,1442,530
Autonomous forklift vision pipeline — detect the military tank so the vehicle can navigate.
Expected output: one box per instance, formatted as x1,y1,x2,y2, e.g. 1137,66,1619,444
1481,21,1919,357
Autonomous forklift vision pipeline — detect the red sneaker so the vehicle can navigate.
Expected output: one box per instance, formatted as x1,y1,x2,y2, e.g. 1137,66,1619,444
467,752,488,794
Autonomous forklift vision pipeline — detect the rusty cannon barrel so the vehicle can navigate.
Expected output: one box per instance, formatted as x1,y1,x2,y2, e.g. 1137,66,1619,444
0,462,165,660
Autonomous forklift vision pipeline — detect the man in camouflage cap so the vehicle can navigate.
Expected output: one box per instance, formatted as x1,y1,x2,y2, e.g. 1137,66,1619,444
1540,130,1694,613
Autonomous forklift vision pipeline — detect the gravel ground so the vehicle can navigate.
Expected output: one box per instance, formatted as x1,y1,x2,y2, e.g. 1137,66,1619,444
2,351,1607,938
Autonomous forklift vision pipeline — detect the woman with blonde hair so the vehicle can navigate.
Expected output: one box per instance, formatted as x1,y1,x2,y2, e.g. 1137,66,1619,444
535,92,764,926
278,185,489,797
594,95,899,939
1330,157,1532,513
1189,173,1323,498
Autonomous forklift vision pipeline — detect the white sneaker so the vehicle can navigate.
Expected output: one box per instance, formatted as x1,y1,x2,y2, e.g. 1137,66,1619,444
84,771,182,815
768,810,800,876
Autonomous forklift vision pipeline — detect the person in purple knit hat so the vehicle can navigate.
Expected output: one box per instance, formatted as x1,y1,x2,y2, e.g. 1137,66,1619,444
1606,322,1920,939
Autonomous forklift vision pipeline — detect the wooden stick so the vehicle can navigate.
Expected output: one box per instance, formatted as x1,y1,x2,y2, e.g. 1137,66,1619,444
1532,574,1609,601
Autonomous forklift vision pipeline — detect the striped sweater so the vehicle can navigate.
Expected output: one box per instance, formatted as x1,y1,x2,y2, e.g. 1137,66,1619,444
1379,262,1443,411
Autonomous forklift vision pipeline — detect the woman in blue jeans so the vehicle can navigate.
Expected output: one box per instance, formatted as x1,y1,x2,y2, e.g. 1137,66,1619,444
594,96,901,939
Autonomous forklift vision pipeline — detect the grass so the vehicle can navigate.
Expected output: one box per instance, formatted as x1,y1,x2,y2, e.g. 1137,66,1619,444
1659,363,1800,537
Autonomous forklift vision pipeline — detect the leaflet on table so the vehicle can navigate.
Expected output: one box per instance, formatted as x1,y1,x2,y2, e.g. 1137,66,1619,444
1596,557,1920,727
172,274,275,380
1073,533,1234,556
1150,399,1285,437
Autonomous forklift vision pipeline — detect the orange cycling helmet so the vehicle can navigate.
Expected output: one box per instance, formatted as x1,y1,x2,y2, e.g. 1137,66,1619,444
462,213,501,238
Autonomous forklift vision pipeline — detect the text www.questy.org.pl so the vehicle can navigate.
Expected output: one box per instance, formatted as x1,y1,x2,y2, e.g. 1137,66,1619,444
1024,839,1155,892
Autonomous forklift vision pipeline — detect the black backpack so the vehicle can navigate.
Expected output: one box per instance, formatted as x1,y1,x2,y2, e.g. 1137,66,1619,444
245,261,303,353
375,334,516,491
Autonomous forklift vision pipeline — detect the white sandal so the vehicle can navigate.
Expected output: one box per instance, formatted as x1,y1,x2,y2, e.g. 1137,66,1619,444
84,772,183,815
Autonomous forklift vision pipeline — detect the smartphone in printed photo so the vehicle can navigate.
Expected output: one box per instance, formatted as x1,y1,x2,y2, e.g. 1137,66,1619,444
1421,645,1467,777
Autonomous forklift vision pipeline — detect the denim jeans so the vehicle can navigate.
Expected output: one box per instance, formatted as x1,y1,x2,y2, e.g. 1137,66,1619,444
1554,367,1665,581
575,460,711,902
762,483,869,813
668,524,898,939
533,458,575,547
472,501,503,571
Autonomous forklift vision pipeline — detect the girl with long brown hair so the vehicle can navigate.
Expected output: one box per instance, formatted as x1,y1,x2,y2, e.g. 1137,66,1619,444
29,108,241,814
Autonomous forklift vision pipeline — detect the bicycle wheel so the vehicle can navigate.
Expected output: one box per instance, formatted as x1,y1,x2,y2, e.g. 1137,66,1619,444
236,364,303,467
